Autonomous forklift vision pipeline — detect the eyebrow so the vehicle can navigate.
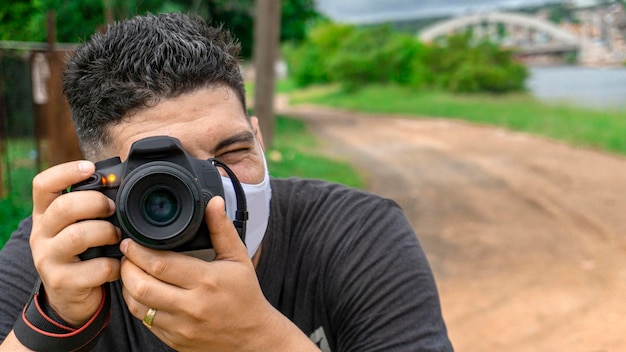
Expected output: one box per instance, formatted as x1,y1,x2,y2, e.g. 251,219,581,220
211,131,256,154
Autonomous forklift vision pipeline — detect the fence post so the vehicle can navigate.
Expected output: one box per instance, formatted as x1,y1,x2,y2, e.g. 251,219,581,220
253,0,281,148
33,11,83,169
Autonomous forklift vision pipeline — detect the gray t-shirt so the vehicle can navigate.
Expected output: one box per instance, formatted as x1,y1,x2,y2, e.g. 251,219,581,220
0,177,452,351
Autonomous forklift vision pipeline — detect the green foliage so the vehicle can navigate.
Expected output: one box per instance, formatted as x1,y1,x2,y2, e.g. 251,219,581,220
282,41,332,87
0,139,38,248
425,33,528,93
267,115,364,188
282,21,353,87
0,195,32,247
0,0,320,59
288,84,626,156
327,26,430,90
284,22,527,94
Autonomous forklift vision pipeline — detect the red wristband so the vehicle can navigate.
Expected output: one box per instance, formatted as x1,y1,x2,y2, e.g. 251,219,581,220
13,279,111,352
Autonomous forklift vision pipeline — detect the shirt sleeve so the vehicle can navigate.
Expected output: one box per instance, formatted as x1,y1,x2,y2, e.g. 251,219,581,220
327,199,453,352
0,217,39,342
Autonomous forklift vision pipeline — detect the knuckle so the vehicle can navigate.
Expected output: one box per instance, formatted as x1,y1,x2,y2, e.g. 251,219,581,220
50,196,72,217
175,324,197,342
200,274,219,291
125,298,142,317
98,259,119,280
148,258,170,277
64,224,86,247
44,273,64,292
132,280,151,301
31,173,47,192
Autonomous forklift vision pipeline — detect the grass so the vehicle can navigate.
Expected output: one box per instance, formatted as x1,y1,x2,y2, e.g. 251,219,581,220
266,115,364,188
0,139,38,246
288,84,626,156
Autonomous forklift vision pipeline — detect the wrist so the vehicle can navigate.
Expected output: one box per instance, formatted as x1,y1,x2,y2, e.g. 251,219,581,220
46,289,103,328
12,279,111,352
258,308,321,352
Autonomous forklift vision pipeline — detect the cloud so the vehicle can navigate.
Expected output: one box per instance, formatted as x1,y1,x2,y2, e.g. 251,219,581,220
316,0,565,23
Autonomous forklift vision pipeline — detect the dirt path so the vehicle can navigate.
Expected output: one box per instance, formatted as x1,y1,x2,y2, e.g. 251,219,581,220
279,104,626,352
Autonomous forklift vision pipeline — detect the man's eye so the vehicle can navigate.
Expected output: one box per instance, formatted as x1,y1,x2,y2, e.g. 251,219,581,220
217,148,248,159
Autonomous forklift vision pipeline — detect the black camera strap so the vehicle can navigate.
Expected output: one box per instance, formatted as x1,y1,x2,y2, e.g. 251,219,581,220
13,278,111,351
211,159,249,244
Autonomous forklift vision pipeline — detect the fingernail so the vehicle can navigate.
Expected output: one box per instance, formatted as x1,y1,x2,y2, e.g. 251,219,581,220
77,161,93,175
120,239,129,254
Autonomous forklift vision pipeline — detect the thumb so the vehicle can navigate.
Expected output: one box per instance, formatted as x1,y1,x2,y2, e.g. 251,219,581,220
206,196,248,261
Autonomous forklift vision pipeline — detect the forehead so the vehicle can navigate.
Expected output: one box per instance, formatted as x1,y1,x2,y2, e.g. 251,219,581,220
104,87,250,160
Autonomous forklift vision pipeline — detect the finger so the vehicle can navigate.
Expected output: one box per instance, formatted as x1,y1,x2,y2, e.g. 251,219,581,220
48,257,121,289
120,257,183,312
121,293,175,339
48,220,121,261
32,161,95,216
120,240,205,288
205,196,248,261
35,190,115,242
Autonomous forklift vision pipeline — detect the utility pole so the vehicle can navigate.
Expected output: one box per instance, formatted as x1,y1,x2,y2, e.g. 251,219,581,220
253,0,281,148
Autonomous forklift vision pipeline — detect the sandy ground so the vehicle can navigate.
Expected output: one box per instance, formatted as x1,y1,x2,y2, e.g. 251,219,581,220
279,104,626,352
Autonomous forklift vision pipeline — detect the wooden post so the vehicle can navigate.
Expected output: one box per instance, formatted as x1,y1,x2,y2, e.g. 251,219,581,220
103,0,115,25
252,0,281,148
34,10,83,168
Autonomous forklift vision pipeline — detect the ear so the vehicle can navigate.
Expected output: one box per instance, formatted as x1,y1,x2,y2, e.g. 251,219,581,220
250,116,265,152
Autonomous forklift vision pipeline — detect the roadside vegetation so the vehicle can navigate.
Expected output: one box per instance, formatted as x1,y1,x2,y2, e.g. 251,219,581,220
266,116,364,187
286,84,626,155
283,21,528,94
281,20,626,156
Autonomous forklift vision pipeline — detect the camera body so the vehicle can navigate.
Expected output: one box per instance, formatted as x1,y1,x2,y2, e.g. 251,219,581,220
71,136,224,260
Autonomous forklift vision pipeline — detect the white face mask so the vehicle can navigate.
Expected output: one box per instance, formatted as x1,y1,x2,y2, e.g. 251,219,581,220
221,155,272,258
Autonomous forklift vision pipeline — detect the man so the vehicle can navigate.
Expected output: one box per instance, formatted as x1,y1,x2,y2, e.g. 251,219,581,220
0,13,453,351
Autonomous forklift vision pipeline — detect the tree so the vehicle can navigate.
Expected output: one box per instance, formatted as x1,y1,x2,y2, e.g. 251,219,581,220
0,0,319,59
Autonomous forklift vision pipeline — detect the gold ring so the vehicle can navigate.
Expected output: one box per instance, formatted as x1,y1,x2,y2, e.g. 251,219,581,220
143,307,157,328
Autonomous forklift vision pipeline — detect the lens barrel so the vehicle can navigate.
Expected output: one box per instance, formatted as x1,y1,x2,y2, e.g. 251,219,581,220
116,162,205,249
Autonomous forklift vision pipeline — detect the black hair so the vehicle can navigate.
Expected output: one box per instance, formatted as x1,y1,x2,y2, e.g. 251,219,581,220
63,12,246,160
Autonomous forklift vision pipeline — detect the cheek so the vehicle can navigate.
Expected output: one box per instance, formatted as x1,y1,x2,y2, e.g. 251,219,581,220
229,157,266,185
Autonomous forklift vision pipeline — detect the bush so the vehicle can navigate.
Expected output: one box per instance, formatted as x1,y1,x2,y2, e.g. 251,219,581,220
284,23,528,94
327,27,430,90
282,21,354,87
426,34,528,93
283,42,331,87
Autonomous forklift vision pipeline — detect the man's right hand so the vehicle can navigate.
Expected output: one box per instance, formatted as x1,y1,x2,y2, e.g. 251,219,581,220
29,160,121,326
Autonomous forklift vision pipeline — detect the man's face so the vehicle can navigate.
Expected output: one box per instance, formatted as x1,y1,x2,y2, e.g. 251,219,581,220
103,86,265,185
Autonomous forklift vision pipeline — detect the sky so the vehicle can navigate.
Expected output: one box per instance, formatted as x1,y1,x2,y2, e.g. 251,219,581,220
315,0,594,24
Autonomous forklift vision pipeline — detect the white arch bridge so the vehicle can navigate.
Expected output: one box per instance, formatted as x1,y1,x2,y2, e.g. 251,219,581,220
418,12,580,56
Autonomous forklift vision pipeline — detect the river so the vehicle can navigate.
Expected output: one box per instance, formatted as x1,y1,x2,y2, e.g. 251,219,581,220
527,66,626,111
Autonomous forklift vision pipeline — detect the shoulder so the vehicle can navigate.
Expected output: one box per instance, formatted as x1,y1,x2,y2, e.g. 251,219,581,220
270,177,400,217
267,177,415,259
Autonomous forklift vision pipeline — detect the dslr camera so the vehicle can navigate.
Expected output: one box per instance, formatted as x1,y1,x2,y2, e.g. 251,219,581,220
71,136,243,260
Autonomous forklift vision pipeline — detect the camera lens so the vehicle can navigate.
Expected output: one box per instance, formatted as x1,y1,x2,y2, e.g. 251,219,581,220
116,162,205,249
141,186,181,225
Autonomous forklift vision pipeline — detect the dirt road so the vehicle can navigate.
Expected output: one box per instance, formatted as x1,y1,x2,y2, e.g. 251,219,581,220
280,104,626,352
